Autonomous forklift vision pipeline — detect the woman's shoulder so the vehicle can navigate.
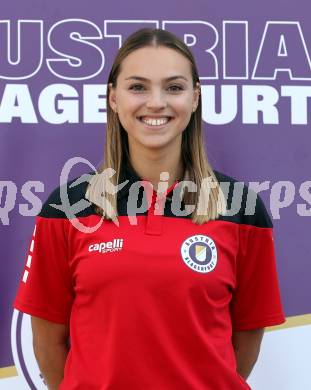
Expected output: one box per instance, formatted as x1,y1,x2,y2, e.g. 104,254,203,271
213,169,273,228
38,171,96,220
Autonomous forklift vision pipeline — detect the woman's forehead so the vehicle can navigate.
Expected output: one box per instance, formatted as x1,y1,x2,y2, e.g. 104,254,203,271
118,46,192,80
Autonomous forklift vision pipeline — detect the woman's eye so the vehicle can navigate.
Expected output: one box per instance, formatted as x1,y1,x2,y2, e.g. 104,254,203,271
129,84,145,92
168,85,183,92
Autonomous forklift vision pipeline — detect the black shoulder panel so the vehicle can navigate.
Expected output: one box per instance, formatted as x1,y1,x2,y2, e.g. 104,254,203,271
214,169,273,228
38,172,97,219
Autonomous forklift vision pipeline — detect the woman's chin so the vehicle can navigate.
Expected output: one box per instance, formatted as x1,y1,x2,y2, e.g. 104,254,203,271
127,131,182,151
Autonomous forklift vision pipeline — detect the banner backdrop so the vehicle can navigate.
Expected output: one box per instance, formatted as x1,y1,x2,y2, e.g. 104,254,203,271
1,1,311,389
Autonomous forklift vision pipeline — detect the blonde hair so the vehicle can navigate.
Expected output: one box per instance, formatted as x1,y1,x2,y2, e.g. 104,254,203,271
86,28,227,225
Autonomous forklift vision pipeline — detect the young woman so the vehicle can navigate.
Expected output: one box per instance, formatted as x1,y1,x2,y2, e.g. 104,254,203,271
13,28,285,390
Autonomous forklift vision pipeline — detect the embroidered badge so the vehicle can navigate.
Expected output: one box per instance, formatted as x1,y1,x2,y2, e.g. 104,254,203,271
180,235,217,273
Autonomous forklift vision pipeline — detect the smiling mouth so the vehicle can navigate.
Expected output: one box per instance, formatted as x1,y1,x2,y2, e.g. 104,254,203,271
138,117,173,127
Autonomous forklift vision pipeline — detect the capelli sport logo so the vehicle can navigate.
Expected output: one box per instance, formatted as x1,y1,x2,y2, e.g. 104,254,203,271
180,235,217,273
88,239,124,254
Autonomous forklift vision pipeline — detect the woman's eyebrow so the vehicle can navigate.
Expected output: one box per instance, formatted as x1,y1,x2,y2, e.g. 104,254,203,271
124,75,188,82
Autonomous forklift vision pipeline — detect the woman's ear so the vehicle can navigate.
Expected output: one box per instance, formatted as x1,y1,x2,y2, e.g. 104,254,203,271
108,83,117,112
193,82,201,109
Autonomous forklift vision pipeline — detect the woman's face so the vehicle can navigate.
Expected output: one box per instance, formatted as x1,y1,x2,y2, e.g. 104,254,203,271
109,46,200,153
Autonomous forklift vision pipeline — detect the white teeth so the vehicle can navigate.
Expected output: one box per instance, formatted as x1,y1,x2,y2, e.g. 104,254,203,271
141,117,169,126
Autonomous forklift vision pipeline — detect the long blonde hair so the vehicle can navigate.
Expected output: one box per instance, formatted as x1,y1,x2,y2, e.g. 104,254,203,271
86,28,226,225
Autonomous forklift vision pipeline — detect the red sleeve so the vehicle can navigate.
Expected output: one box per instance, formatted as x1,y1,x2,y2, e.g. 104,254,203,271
230,196,286,331
13,215,74,325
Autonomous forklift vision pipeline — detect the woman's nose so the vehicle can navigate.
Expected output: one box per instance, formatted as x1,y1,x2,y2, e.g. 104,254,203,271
145,89,167,109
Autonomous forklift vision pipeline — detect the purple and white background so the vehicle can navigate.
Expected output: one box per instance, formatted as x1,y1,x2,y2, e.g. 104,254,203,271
1,0,311,388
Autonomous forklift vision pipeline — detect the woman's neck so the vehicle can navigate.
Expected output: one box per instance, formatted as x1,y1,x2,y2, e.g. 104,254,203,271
128,152,185,190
